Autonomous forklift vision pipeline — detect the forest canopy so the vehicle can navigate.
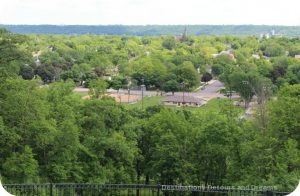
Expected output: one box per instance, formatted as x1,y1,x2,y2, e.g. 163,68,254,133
2,24,300,36
0,28,300,192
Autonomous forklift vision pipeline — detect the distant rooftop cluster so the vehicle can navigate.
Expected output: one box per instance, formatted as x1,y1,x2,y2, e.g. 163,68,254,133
260,29,283,39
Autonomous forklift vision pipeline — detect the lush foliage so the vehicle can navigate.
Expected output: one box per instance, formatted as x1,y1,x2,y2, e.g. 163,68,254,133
1,79,299,191
1,29,300,192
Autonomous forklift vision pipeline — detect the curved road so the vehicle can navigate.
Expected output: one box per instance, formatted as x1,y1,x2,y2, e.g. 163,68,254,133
193,80,225,100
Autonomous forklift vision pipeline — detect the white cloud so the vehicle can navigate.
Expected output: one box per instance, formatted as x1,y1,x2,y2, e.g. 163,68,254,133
0,0,299,25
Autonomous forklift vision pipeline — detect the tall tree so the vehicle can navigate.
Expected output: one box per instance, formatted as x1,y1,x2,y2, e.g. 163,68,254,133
88,78,108,99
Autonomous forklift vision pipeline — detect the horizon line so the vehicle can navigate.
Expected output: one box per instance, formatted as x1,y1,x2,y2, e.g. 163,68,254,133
1,24,300,27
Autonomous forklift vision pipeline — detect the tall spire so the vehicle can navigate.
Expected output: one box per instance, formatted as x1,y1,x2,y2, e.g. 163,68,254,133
184,26,187,37
182,26,188,41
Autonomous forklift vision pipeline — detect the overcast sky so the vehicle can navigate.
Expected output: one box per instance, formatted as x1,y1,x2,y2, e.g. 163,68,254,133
1,0,300,25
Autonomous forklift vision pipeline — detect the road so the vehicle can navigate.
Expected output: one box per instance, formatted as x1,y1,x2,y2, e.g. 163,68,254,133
73,80,226,101
193,80,226,100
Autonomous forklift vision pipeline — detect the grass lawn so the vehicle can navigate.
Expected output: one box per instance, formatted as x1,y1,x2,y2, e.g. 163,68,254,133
128,96,245,116
73,91,89,96
72,91,89,99
195,98,246,114
123,96,164,109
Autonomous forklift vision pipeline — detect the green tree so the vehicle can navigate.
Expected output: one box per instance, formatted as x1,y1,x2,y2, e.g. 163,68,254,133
268,84,300,142
2,146,39,183
60,70,80,83
175,61,199,89
201,72,213,83
144,109,191,184
88,78,108,99
0,28,32,77
162,36,176,50
212,54,235,76
190,112,233,185
108,76,127,91
267,139,300,191
19,64,35,80
36,64,57,83
285,64,300,84
78,99,137,183
90,54,112,76
262,42,285,57
130,58,167,89
229,71,258,107
42,82,83,182
163,80,179,95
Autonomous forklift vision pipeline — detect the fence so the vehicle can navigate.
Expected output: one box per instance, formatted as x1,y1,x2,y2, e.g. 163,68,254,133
3,184,289,196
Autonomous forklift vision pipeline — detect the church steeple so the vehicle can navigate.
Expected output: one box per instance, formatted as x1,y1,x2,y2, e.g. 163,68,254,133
181,26,188,42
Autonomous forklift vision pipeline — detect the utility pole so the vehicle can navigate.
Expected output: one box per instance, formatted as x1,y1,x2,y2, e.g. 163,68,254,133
127,76,131,104
181,82,185,106
127,87,130,103
118,95,121,104
141,78,145,109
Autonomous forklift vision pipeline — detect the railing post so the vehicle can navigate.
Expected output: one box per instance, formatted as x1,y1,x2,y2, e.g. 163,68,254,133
157,184,160,196
50,183,53,196
136,184,140,196
266,190,273,196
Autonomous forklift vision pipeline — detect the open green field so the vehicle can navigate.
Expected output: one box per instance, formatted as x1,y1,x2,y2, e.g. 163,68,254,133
123,96,164,109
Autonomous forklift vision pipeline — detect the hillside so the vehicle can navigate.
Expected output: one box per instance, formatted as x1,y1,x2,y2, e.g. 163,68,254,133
2,24,300,36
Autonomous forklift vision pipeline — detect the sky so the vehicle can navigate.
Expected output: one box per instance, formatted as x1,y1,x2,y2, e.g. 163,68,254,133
1,0,300,26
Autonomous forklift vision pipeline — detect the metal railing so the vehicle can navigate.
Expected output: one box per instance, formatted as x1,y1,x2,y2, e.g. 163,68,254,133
3,183,289,196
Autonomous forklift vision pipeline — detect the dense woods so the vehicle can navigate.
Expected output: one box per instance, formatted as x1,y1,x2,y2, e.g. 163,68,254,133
3,25,300,37
1,28,300,191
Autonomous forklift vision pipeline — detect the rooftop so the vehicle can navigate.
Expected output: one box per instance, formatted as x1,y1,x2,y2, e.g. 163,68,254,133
295,55,300,59
163,95,204,104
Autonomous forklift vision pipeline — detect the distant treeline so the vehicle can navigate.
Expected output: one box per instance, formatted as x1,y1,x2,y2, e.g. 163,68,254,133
1,24,300,36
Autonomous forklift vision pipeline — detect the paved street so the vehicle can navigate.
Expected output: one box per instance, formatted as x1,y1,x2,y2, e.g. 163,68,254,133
73,80,226,101
193,80,226,100
168,80,226,100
